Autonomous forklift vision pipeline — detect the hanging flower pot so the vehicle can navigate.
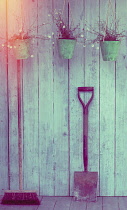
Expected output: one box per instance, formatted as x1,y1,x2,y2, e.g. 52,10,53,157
12,39,31,59
58,38,76,59
100,41,121,61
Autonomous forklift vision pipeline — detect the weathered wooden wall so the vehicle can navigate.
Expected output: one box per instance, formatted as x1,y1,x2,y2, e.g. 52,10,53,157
0,0,127,196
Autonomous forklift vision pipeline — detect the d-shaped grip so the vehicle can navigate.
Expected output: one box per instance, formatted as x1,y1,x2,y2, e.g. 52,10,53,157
78,87,94,92
78,87,94,109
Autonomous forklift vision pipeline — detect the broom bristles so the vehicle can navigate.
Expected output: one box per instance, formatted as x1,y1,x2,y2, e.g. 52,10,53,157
1,190,40,205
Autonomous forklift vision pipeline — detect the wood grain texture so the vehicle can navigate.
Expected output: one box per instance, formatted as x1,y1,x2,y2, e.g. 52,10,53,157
22,0,39,192
70,199,87,210
0,196,127,210
1,0,127,197
69,0,85,196
99,62,115,196
7,0,20,190
87,196,102,210
99,0,116,196
84,0,100,196
103,197,119,210
0,0,8,195
38,197,56,209
38,0,55,196
118,197,127,210
115,0,127,196
52,0,69,196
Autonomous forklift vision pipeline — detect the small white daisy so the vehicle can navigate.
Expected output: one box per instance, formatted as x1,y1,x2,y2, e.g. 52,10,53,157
63,25,65,28
30,55,34,58
80,34,84,37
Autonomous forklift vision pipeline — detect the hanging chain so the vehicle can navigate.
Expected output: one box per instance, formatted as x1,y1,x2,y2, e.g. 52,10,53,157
20,0,24,39
103,0,116,41
61,0,75,28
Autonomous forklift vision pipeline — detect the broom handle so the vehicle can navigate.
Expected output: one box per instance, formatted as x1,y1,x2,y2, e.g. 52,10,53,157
17,60,23,191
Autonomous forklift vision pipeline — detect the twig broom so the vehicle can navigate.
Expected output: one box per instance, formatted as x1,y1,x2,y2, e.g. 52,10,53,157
1,60,40,205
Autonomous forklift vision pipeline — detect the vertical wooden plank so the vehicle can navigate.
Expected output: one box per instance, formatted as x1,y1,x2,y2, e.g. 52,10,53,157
38,0,54,195
115,0,127,196
53,0,69,196
0,0,8,195
84,0,100,196
69,0,85,196
22,0,39,192
7,0,20,190
99,0,116,196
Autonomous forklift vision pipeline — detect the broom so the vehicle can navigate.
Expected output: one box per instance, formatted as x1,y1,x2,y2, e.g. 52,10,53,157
1,60,40,205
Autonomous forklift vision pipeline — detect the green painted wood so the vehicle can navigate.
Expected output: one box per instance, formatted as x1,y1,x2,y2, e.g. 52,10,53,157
99,0,116,196
115,0,127,196
53,0,69,196
99,62,115,196
0,0,8,195
84,0,100,196
22,0,39,192
7,0,20,190
38,0,55,196
1,0,127,197
69,0,85,196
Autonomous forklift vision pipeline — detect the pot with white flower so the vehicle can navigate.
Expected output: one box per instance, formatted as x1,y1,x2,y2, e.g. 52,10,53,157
53,9,85,59
85,0,127,61
86,20,126,61
57,27,76,59
9,33,31,59
8,24,51,60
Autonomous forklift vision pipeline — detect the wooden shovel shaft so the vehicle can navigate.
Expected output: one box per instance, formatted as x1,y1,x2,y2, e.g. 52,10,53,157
78,87,94,172
83,107,88,171
17,60,23,191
